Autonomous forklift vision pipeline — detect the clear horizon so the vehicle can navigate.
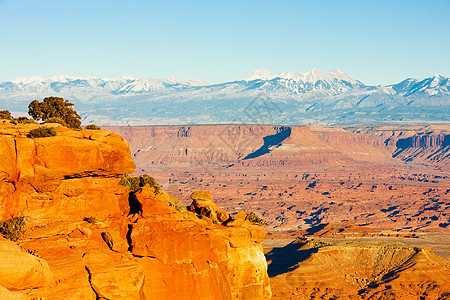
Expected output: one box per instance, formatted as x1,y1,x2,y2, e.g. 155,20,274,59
1,0,449,85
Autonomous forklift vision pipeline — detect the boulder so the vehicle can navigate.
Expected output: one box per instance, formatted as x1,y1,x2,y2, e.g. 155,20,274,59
189,191,231,224
101,231,129,253
0,240,52,290
224,211,248,227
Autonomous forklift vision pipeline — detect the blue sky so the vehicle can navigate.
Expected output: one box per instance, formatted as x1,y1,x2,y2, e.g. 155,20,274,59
1,0,449,85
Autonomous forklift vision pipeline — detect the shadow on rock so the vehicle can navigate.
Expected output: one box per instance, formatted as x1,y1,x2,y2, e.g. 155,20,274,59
265,238,318,277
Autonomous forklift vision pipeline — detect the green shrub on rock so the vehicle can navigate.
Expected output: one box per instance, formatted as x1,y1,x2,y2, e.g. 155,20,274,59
44,117,68,127
246,211,265,226
0,110,12,120
119,174,161,195
85,124,101,130
0,215,26,241
12,117,36,124
27,127,57,138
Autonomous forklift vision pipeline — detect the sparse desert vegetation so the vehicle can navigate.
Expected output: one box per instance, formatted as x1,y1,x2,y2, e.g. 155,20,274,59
0,215,26,241
85,124,101,130
119,174,161,195
27,127,57,138
28,97,81,129
246,211,265,226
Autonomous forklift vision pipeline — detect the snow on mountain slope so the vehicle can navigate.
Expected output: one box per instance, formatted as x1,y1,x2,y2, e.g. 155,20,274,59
0,69,448,126
242,68,361,84
392,75,450,97
4,74,206,95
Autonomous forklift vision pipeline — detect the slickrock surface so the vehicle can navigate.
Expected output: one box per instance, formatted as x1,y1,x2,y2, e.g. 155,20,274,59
265,237,450,299
106,125,449,232
132,188,270,299
0,238,52,290
0,122,271,299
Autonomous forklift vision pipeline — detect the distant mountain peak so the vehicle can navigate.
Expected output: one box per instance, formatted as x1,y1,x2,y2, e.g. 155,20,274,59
10,76,44,84
167,75,182,82
303,68,326,82
1,72,448,126
240,68,359,85
50,74,94,82
240,69,274,81
110,74,136,81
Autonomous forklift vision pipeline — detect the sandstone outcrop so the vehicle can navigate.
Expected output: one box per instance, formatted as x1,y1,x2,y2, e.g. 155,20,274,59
348,125,450,172
130,187,271,299
0,285,28,300
188,190,230,223
0,238,52,291
0,122,271,299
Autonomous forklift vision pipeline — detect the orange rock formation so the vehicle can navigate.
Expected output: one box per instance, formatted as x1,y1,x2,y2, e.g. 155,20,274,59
0,122,271,299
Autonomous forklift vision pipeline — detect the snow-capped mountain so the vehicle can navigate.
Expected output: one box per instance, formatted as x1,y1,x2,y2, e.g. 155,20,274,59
0,69,449,126
1,74,206,98
237,68,363,96
241,68,361,85
392,75,450,98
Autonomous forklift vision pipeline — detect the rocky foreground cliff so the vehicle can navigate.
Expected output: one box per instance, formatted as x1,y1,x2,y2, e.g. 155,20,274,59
0,122,271,299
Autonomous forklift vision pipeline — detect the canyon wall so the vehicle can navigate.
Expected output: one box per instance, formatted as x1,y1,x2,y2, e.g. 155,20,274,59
108,124,449,171
349,125,450,172
0,122,271,299
106,125,449,232
107,125,396,170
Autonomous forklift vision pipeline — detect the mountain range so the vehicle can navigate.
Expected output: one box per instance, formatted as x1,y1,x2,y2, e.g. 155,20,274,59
1,69,449,125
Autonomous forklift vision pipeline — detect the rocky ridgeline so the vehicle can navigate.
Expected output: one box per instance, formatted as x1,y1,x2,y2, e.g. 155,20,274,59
0,122,271,299
109,124,450,171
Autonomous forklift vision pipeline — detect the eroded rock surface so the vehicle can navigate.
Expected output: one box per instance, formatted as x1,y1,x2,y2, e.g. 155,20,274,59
0,238,52,291
265,237,450,299
0,122,271,299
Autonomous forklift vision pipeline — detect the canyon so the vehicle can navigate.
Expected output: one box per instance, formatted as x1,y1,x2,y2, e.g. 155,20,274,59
0,122,271,299
0,121,448,299
106,124,449,233
103,124,449,299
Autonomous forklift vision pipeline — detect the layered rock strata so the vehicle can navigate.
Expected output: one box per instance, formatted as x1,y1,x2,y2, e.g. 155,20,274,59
0,122,271,299
106,125,449,232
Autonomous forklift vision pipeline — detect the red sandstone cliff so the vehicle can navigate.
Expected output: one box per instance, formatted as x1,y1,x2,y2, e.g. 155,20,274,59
0,122,271,299
349,125,450,172
106,125,396,170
